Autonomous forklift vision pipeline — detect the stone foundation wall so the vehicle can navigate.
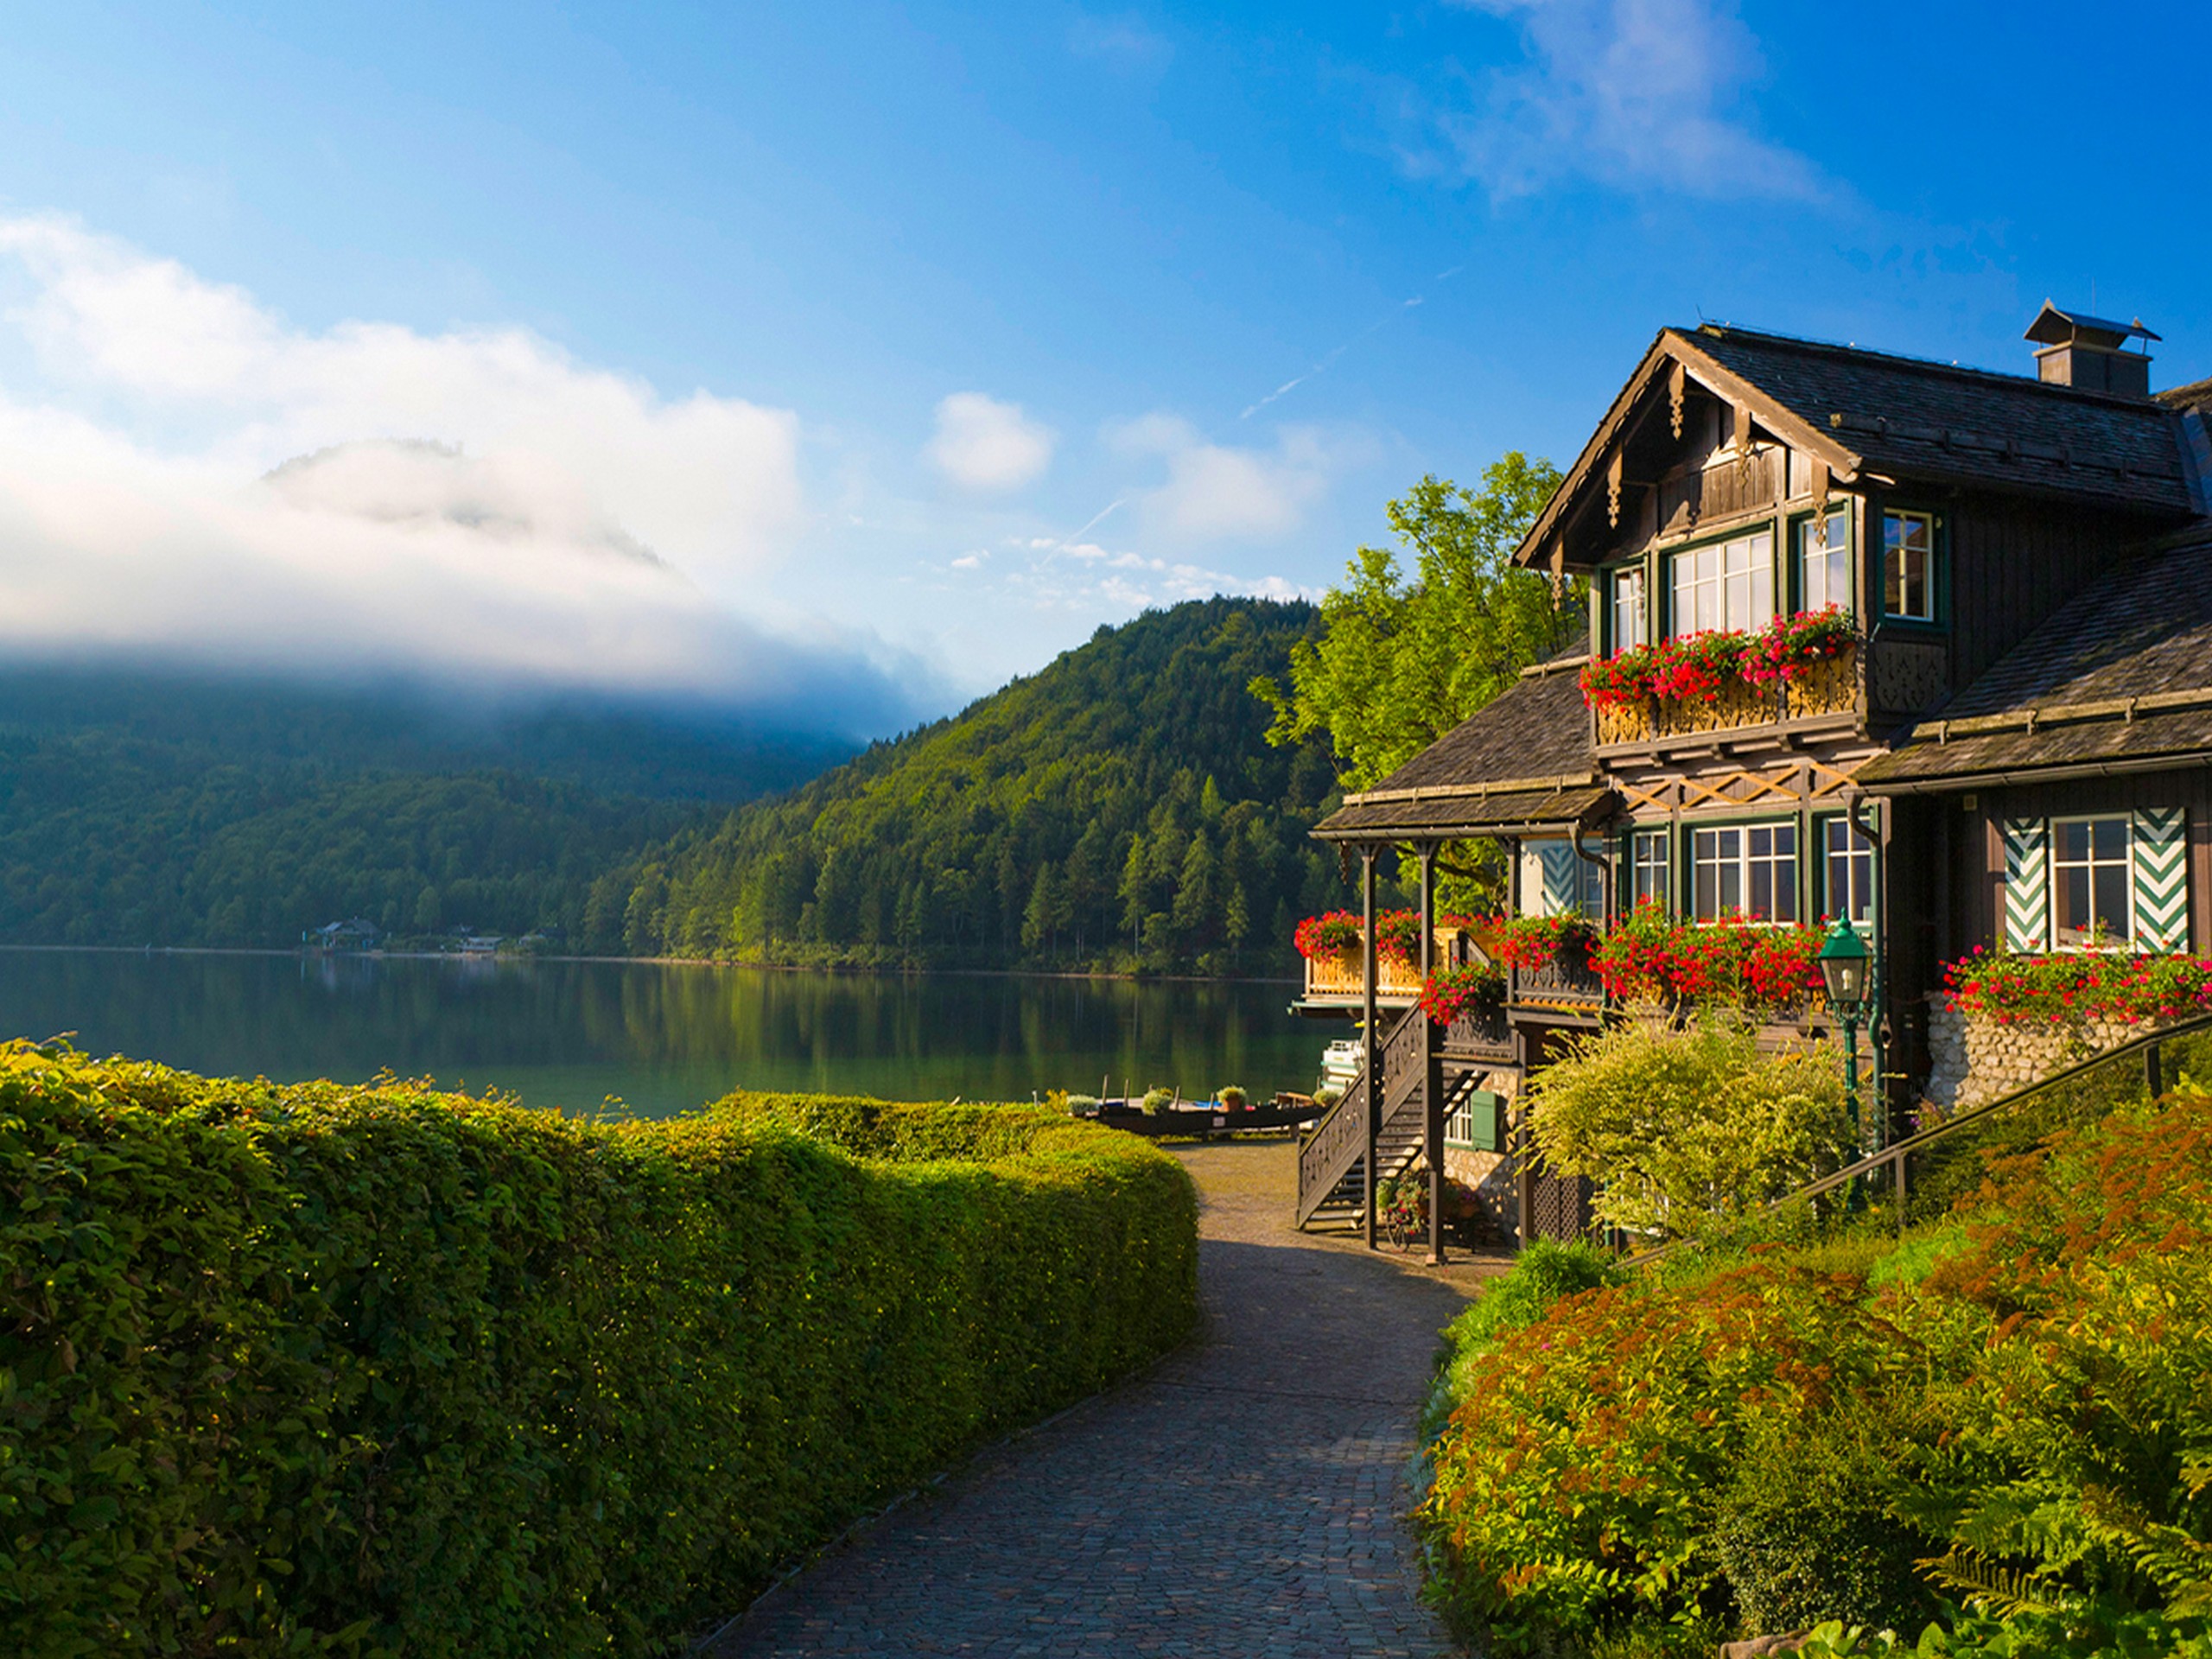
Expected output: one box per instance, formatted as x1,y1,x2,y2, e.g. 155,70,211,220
1923,997,2160,1116
1440,1067,1522,1243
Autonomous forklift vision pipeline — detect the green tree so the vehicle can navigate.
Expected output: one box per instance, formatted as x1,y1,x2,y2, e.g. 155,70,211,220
1249,456,1579,909
1252,456,1576,791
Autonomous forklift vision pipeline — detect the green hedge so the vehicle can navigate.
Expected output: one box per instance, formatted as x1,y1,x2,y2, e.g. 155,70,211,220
0,1047,1198,1656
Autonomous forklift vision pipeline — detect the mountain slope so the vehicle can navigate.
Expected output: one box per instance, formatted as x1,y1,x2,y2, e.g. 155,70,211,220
0,668,854,948
601,598,1344,975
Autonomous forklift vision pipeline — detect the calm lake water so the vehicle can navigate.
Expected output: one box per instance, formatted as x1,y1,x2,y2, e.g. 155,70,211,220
0,949,1331,1119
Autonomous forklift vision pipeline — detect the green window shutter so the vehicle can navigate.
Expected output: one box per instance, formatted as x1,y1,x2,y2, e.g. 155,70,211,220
2001,817,2049,951
2132,807,2188,951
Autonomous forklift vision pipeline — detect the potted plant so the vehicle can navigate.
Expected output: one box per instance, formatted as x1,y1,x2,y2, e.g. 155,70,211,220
1217,1084,1248,1110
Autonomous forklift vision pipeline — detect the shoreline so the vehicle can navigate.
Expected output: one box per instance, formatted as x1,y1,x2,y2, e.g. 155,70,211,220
0,942,1302,990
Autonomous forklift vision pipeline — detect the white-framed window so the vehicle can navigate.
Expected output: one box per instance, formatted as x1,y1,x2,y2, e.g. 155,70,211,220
1670,531,1773,637
1796,507,1849,613
2052,815,2133,948
1630,827,1670,911
1692,822,1799,922
1611,565,1648,652
1822,817,1875,925
1884,510,1937,621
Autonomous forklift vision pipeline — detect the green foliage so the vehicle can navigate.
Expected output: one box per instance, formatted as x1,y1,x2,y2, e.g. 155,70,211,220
1712,1413,1942,1637
0,1045,1196,1656
1527,1014,1855,1240
0,665,854,948
1419,1079,2212,1658
594,598,1340,975
1249,461,1578,910
1421,1240,1620,1441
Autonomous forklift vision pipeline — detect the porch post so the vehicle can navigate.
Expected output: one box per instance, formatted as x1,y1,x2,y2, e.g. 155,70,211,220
1421,841,1445,1265
1361,843,1380,1251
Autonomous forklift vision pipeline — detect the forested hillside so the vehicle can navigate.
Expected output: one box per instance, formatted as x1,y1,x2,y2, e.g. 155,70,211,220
0,669,849,948
596,599,1344,975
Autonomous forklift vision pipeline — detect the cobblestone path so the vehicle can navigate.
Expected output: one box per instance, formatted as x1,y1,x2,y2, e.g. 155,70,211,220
709,1139,1509,1658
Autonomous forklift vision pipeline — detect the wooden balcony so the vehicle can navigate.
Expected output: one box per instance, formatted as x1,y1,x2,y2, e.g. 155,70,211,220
1299,930,1469,1008
1593,642,1859,748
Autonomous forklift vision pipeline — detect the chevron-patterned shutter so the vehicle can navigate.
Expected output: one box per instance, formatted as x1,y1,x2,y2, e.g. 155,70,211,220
2001,817,2050,951
1538,841,1580,914
2132,807,2189,951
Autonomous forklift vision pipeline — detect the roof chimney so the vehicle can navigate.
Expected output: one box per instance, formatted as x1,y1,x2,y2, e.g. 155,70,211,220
2024,300,2158,397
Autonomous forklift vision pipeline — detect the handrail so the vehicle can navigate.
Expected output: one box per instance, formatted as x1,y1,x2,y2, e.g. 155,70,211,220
1623,1009,2212,1268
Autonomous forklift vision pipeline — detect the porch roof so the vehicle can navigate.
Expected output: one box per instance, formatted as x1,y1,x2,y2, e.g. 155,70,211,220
1859,537,2212,791
1313,654,1607,840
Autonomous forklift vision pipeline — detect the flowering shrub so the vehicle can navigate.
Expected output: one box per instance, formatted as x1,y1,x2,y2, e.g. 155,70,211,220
1586,904,1825,1009
1742,605,1853,687
1483,912,1598,972
1944,947,2212,1025
1580,609,1859,710
1579,643,1658,709
1294,910,1362,959
1421,962,1507,1026
1374,907,1427,963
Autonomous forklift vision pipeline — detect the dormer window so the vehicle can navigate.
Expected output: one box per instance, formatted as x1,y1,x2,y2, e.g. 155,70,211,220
1884,510,1938,622
1669,531,1772,638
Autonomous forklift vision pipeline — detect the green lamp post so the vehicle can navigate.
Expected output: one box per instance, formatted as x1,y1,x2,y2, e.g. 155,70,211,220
1818,916,1874,1210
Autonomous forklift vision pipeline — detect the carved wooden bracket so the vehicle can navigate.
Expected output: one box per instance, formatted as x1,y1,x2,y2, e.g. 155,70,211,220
1668,360,1686,439
1605,450,1623,529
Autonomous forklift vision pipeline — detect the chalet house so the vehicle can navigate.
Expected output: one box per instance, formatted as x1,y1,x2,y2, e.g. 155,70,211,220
1296,305,2212,1251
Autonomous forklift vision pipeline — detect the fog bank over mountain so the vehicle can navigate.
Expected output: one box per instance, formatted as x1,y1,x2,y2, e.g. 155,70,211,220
0,214,943,741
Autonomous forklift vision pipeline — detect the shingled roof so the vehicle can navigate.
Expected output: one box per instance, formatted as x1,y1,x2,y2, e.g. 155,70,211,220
1685,326,2194,514
1514,323,2201,575
1313,658,1609,840
1859,536,2212,790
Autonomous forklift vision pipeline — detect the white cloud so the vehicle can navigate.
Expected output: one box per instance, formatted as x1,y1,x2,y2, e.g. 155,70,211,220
0,214,938,728
1435,0,1824,202
925,391,1056,493
1106,413,1350,543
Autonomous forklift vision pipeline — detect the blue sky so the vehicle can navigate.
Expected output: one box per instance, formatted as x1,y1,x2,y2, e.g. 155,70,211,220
0,1,2203,731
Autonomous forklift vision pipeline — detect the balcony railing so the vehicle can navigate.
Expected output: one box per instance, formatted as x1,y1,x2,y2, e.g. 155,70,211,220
1300,928,1471,1007
1593,641,1859,747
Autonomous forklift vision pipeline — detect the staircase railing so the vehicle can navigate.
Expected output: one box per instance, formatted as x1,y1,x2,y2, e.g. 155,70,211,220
1295,1004,1429,1228
1625,1010,2212,1268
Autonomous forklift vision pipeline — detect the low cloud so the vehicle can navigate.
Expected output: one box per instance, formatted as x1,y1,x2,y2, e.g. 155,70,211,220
1107,413,1353,543
1432,0,1825,203
925,391,1056,493
0,213,930,734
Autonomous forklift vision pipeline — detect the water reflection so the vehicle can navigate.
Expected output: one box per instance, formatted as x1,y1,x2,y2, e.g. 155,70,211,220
0,949,1326,1119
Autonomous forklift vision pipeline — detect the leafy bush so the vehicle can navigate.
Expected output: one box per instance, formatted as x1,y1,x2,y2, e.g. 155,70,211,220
1141,1084,1175,1116
1420,1257,1920,1650
1712,1411,1942,1637
1421,1077,2212,1657
1527,1014,1855,1239
1421,1240,1620,1442
0,1047,1197,1656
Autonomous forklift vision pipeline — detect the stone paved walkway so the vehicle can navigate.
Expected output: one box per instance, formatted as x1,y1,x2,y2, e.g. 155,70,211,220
709,1138,1510,1658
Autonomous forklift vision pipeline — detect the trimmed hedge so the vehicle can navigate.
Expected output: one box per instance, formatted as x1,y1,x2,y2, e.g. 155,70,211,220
0,1048,1198,1656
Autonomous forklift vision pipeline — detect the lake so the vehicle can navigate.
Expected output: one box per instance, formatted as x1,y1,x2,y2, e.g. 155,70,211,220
0,948,1334,1119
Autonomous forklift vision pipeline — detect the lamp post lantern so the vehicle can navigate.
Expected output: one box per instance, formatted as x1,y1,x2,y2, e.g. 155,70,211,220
1818,917,1874,1211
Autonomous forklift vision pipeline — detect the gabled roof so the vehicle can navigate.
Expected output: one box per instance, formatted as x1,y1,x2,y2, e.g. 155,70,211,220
1859,536,2212,790
1313,657,1607,840
1516,324,2196,574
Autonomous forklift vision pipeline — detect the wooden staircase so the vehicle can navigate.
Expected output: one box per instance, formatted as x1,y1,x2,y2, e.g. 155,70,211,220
1296,1006,1434,1232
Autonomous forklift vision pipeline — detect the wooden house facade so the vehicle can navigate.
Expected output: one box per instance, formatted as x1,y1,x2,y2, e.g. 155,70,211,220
1296,307,2212,1253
